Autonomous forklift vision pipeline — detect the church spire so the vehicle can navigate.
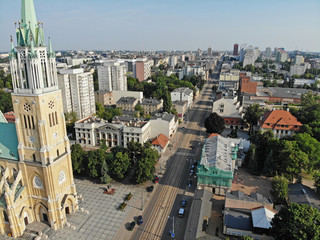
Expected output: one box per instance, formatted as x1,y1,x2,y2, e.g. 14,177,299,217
21,0,37,36
48,37,55,58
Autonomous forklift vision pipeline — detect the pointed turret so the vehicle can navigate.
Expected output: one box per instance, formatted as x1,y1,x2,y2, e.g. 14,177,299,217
48,37,55,58
9,36,16,60
21,0,37,36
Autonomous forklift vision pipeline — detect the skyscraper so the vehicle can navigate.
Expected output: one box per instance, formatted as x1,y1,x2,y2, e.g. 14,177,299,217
97,61,127,91
265,47,272,59
208,47,212,56
2,0,78,237
233,43,239,56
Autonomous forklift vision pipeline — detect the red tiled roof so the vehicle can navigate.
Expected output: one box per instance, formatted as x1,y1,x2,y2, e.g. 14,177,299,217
259,110,302,131
241,77,257,94
152,134,169,149
208,133,220,138
4,111,15,123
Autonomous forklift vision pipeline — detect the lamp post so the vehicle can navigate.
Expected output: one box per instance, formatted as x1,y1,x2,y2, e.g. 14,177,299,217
168,216,175,238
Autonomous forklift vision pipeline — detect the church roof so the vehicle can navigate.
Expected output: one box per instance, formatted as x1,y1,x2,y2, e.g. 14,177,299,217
0,116,19,161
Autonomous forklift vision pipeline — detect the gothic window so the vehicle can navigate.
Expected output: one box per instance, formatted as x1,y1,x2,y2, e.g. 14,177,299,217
52,113,55,125
49,114,52,127
3,211,9,223
32,154,36,162
57,150,60,157
55,111,58,124
48,101,55,109
58,171,66,185
23,103,31,112
33,176,43,189
13,168,18,179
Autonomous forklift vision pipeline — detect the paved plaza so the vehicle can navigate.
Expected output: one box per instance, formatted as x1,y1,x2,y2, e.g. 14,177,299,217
49,178,144,240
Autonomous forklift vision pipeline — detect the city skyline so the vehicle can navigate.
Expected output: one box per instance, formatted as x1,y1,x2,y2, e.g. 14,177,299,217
0,0,320,52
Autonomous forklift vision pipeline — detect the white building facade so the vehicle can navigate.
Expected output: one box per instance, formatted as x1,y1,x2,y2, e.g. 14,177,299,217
97,61,127,91
171,87,194,108
149,113,178,139
58,69,95,119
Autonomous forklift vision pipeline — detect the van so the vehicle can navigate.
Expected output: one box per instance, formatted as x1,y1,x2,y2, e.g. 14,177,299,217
178,208,185,218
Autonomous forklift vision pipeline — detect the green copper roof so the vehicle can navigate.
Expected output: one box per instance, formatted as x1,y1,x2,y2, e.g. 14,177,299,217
48,37,55,58
0,111,7,123
0,120,19,161
21,0,38,36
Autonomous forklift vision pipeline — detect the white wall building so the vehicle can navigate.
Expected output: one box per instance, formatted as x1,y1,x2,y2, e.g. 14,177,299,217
123,121,151,147
97,61,127,91
112,90,143,103
58,68,95,119
169,56,178,68
171,88,194,108
149,113,178,139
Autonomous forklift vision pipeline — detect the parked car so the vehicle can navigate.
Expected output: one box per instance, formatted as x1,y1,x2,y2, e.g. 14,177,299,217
181,200,187,207
190,169,194,175
178,208,185,218
153,176,159,183
188,179,192,186
128,221,135,231
193,161,198,166
137,215,143,225
146,186,154,192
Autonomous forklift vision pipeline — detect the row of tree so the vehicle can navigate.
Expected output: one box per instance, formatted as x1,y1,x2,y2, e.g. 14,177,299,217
71,141,159,184
0,70,12,90
96,103,123,122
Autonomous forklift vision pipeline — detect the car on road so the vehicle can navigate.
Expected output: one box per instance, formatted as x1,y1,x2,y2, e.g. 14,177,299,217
178,208,185,217
191,164,195,169
137,215,143,225
190,169,194,176
153,176,159,183
188,179,192,186
193,161,198,166
128,221,135,231
181,200,187,207
146,186,154,192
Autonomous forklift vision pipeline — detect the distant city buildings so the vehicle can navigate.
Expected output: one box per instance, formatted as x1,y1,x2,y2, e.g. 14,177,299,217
265,47,272,59
208,47,212,56
276,49,289,62
135,58,153,82
58,68,96,119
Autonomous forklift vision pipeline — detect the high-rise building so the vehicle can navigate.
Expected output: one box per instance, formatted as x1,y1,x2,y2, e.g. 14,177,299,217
294,55,304,65
265,47,272,59
276,49,289,62
208,47,212,56
58,69,96,119
169,56,178,68
3,0,78,237
233,44,239,56
135,58,153,82
97,61,127,91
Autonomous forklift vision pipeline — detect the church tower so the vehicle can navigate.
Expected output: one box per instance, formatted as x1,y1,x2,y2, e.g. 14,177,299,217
0,0,78,237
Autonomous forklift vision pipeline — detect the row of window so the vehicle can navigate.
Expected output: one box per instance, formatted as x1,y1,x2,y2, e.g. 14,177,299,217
49,112,58,127
23,115,35,129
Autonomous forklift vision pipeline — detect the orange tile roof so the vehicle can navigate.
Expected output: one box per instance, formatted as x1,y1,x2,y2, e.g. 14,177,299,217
152,134,169,149
3,111,15,123
260,110,302,131
208,133,220,138
241,77,257,94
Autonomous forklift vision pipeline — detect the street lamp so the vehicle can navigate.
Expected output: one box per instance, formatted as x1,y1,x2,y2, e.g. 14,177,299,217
168,216,175,238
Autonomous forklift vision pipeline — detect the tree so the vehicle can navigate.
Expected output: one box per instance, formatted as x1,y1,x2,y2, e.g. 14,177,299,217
241,236,254,240
204,113,225,134
243,104,264,134
65,111,78,123
271,203,320,240
272,175,288,204
0,89,13,113
314,171,320,193
134,104,144,117
70,144,87,174
87,149,105,178
294,133,320,172
100,159,112,184
278,140,309,182
109,152,130,180
246,144,258,173
133,148,158,184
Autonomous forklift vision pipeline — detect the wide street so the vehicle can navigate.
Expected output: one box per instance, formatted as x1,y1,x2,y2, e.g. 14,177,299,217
130,68,219,240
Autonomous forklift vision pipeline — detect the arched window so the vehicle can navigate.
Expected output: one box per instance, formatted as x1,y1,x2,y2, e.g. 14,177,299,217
13,168,18,179
3,211,9,223
57,150,59,157
33,154,36,162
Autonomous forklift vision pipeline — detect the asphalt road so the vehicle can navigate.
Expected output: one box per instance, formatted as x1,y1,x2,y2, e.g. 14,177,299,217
130,75,217,240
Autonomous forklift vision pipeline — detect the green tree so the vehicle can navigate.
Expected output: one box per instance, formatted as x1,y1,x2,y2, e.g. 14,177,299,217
204,113,225,134
87,149,105,178
109,152,130,180
272,175,288,204
134,104,144,117
0,89,13,113
93,69,98,91
244,104,264,134
70,144,87,174
100,159,112,184
133,148,158,184
246,144,258,173
241,236,254,240
271,203,320,240
162,90,172,113
278,140,309,182
294,133,320,171
65,111,78,123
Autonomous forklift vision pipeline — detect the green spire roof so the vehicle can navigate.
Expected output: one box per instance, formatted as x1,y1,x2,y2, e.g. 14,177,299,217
21,0,38,36
48,37,55,58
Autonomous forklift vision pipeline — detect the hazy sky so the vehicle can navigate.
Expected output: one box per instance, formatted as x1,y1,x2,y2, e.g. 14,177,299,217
0,0,319,52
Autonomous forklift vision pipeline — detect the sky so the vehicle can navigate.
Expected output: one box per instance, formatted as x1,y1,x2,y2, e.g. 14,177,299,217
0,0,319,52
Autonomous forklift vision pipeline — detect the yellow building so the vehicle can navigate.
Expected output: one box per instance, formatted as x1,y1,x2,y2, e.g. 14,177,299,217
0,0,78,237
